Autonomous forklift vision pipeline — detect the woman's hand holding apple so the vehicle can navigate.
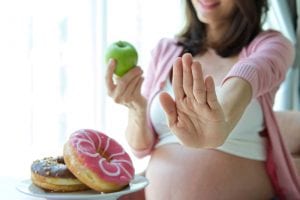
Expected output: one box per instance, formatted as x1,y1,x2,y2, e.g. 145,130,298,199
105,41,154,152
105,59,146,111
105,40,146,111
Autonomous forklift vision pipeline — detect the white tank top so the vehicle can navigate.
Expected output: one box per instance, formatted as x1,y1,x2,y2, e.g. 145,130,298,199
149,80,266,161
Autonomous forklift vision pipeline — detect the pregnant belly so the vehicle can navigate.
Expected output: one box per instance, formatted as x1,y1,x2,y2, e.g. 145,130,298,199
145,144,274,200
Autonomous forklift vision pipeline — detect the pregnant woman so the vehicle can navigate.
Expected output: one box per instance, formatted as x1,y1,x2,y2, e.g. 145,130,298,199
106,0,300,199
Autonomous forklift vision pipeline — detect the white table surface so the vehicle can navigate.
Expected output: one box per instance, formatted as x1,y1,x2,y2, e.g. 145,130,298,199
0,176,41,200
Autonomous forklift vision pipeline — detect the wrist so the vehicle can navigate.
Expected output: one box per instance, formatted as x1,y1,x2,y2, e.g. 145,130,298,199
128,106,147,121
128,97,147,113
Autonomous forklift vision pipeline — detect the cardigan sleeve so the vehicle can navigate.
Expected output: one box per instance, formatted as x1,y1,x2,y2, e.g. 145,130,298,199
141,38,180,99
141,42,160,99
223,30,295,98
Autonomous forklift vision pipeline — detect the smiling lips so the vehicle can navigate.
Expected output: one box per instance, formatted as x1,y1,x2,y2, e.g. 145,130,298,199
199,0,220,10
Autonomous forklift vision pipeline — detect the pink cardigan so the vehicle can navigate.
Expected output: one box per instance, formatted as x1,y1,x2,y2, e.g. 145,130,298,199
135,30,300,199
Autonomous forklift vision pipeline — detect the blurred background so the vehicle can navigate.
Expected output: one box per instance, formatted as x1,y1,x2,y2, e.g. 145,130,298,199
0,0,298,178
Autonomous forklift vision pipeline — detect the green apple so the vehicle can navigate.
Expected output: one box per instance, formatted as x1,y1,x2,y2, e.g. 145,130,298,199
105,41,138,77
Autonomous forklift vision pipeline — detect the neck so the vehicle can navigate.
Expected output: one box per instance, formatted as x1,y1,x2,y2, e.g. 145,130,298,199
206,22,230,44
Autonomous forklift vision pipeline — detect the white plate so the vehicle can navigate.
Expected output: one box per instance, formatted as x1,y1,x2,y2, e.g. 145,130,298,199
16,175,148,200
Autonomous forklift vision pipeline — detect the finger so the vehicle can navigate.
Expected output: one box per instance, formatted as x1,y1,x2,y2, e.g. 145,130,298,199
132,77,144,97
113,77,139,104
173,58,184,99
205,76,220,110
114,67,143,98
191,61,206,104
116,66,143,83
182,53,194,98
125,75,143,98
159,92,177,127
105,59,117,95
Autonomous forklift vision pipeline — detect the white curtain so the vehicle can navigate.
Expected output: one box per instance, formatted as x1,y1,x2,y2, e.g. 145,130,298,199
0,0,103,178
0,0,182,178
266,0,300,110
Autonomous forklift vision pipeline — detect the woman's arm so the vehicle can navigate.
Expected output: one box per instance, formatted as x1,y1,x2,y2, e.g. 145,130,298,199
125,107,155,155
224,31,295,98
105,59,155,157
160,31,294,149
218,77,252,135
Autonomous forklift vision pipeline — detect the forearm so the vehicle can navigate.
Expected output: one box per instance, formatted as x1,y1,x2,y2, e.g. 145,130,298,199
218,77,252,138
125,107,155,151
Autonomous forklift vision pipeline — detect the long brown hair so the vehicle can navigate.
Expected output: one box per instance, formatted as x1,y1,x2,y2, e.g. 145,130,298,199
177,0,269,57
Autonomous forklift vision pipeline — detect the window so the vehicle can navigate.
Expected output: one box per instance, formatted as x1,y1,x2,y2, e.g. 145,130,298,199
0,0,182,178
1,0,296,179
265,0,299,110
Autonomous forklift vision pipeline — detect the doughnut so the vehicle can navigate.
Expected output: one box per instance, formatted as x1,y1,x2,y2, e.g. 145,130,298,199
63,129,135,193
31,156,89,192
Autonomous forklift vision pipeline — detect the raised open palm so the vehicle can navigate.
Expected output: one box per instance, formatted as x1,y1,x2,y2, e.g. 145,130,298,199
159,53,229,148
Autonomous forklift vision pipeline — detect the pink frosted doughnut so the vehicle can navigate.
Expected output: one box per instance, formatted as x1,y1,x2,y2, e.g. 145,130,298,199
63,129,135,192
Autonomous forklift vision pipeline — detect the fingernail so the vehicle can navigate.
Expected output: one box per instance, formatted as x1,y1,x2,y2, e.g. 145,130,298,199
108,58,114,65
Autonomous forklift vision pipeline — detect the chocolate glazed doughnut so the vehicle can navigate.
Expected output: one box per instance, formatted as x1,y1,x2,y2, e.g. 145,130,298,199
31,156,89,192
